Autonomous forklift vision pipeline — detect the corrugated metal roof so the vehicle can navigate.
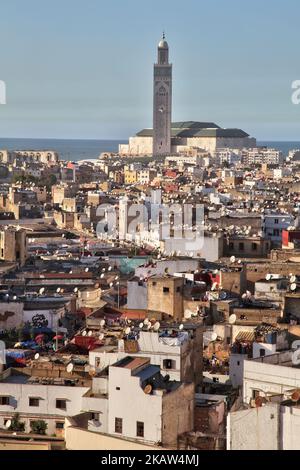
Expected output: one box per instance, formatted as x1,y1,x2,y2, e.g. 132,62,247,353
235,331,255,342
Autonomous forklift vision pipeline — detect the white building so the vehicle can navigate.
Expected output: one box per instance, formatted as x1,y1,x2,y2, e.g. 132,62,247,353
262,214,294,243
0,355,194,447
89,328,203,385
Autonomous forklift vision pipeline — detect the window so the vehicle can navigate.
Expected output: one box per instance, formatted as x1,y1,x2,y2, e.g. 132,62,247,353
252,389,260,399
137,421,144,438
0,396,9,406
239,242,244,251
95,357,101,369
252,243,257,251
229,242,234,250
116,387,120,391
29,397,40,407
163,287,170,293
259,348,266,357
115,417,123,434
237,361,240,366
55,422,64,430
176,286,181,293
273,229,280,237
163,359,176,370
152,282,157,286
56,399,67,411
274,219,279,224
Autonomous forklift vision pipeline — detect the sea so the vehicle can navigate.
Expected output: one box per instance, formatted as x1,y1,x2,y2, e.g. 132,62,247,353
0,138,298,162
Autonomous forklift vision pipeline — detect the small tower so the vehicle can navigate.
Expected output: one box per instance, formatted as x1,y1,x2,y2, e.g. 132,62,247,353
153,34,172,156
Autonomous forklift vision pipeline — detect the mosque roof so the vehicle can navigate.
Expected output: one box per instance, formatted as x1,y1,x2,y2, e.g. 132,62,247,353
136,121,249,139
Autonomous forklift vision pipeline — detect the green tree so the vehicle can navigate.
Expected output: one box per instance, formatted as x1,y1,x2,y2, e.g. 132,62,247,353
10,413,25,432
30,420,48,435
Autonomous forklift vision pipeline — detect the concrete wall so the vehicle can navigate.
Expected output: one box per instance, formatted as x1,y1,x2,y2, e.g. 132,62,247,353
65,425,164,450
127,280,148,310
0,302,23,331
227,403,280,450
161,383,194,447
243,354,300,403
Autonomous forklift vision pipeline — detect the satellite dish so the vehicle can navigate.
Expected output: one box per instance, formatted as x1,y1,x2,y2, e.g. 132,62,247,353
74,287,78,293
144,318,149,325
100,274,105,279
230,256,236,264
5,420,11,429
88,331,93,337
265,274,272,281
292,340,300,351
292,349,300,366
139,322,144,329
153,322,160,331
219,291,227,300
56,288,61,293
143,384,153,395
82,330,87,337
179,324,184,331
39,288,45,295
290,275,297,284
67,363,74,374
203,331,217,345
99,333,104,341
34,353,40,360
291,390,300,402
229,314,237,325
85,268,89,273
291,283,297,292
100,319,105,327
124,327,131,335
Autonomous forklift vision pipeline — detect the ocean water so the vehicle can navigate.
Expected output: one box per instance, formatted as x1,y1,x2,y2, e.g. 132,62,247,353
0,138,298,161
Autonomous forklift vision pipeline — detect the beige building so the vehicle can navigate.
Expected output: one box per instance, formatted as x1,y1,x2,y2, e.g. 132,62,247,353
147,276,184,321
119,122,256,157
0,227,27,266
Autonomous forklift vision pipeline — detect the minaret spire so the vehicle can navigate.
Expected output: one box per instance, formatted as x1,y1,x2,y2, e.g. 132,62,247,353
153,36,172,156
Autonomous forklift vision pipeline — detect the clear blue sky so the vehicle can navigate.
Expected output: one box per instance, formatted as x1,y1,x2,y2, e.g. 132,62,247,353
0,0,300,140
